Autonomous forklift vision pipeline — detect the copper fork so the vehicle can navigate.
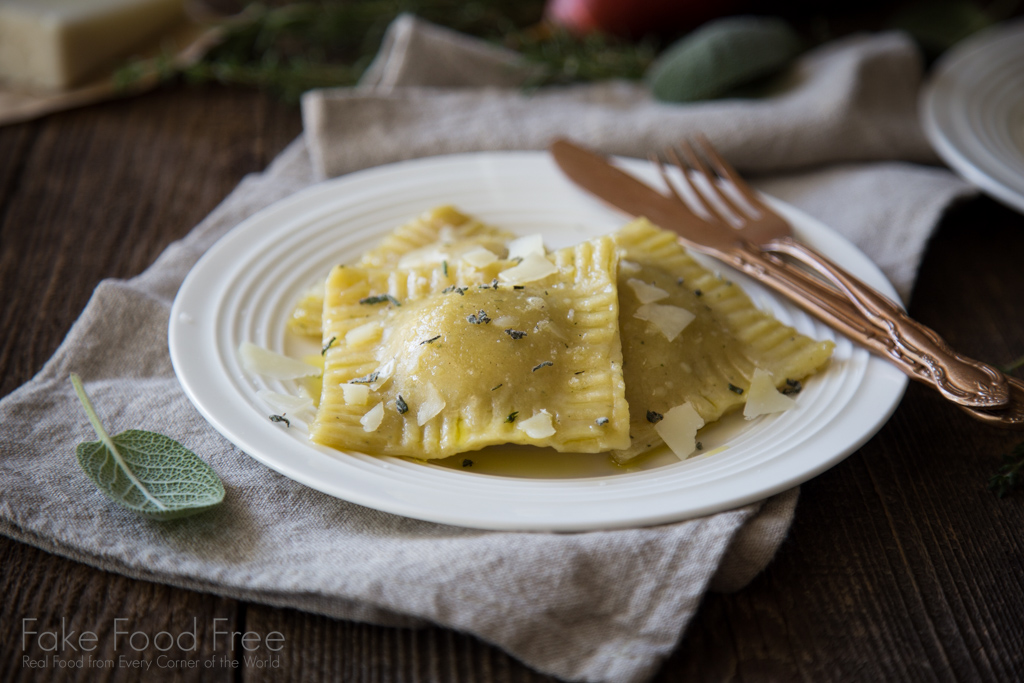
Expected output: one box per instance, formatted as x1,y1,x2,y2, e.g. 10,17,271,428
652,137,1024,424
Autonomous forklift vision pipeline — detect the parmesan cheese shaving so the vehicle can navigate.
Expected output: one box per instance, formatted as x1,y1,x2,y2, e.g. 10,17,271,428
626,278,670,303
417,382,446,425
517,410,556,439
341,383,370,406
633,304,696,342
239,342,321,380
506,233,546,260
743,368,797,419
498,252,558,284
461,246,498,268
654,402,705,460
360,403,384,432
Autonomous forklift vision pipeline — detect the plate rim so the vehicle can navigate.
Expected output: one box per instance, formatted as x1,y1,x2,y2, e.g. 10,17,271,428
920,18,1024,214
169,150,907,531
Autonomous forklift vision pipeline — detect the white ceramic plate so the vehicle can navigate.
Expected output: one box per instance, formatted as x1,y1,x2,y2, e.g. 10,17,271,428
169,152,906,531
921,19,1024,214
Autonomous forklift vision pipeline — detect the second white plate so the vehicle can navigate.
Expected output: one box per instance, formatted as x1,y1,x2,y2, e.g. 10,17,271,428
168,152,906,531
921,19,1024,214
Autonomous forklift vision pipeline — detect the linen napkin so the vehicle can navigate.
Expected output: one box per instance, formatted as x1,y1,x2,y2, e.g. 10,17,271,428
0,14,973,683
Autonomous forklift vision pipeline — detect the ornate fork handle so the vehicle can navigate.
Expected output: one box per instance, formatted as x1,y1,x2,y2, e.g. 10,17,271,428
761,236,1009,409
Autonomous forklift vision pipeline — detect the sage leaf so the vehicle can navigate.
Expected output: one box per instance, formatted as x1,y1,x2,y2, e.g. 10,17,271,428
70,374,225,520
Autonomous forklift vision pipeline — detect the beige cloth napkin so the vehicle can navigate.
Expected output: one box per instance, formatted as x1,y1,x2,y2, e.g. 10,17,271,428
0,14,973,683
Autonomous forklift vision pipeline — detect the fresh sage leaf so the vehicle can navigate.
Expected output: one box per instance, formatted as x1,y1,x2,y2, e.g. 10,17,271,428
70,374,225,520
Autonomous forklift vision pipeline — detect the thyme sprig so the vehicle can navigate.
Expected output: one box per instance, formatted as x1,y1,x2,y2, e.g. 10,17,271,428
989,442,1024,498
115,0,657,102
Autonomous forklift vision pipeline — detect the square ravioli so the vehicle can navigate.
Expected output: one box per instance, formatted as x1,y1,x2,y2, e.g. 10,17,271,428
310,235,630,459
612,219,835,462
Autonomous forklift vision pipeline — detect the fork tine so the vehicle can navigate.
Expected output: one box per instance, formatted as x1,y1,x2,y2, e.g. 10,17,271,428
693,135,768,216
648,151,688,206
675,140,744,226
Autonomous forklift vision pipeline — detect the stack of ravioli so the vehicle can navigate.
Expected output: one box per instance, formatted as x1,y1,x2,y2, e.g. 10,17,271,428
288,206,834,464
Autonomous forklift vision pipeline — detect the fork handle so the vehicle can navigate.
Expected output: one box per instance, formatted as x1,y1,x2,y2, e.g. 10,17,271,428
758,236,1010,410
717,243,1024,427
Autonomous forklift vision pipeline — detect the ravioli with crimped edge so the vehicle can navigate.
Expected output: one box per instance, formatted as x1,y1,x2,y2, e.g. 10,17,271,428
310,235,630,458
611,218,835,462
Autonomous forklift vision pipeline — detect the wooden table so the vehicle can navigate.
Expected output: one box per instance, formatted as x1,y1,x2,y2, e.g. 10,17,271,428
2,84,1023,682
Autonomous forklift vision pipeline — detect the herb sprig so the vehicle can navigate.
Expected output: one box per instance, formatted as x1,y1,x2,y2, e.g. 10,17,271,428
989,442,1024,498
115,0,657,102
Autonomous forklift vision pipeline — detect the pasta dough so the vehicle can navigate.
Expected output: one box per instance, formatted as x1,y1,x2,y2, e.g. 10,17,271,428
310,235,630,458
611,218,835,462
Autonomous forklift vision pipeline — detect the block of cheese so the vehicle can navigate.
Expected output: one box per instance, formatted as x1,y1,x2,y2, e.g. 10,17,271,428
0,0,184,90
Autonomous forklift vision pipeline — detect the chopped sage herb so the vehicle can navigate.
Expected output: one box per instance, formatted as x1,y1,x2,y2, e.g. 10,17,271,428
782,379,803,395
696,441,703,451
728,383,744,394
451,286,468,296
646,410,663,424
442,260,448,277
506,411,519,423
359,293,400,306
462,459,473,468
574,370,585,375
492,383,503,391
490,278,499,289
505,329,527,340
396,395,409,414
467,309,491,324
348,371,380,384
596,417,609,426
270,414,290,427
513,285,525,290
694,289,703,297
420,335,441,345
532,361,553,372
321,336,337,355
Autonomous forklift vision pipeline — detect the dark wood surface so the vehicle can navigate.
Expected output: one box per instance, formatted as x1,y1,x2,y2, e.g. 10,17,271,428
2,84,1023,683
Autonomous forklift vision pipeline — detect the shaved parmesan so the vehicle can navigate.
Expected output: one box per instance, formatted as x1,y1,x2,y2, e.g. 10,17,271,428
257,389,314,414
634,304,696,342
654,402,705,460
743,368,797,419
417,382,446,425
517,410,556,439
397,245,447,269
499,252,558,284
346,321,383,347
627,278,669,303
361,403,384,432
506,233,546,260
239,342,321,380
619,260,642,275
462,246,498,268
341,383,370,406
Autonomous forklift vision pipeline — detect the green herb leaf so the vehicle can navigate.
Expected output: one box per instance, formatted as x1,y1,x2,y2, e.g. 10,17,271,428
360,293,400,306
989,442,1024,498
70,374,224,520
506,411,519,423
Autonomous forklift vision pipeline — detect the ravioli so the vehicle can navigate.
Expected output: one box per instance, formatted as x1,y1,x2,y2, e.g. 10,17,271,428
611,218,835,462
310,235,630,459
288,206,515,337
